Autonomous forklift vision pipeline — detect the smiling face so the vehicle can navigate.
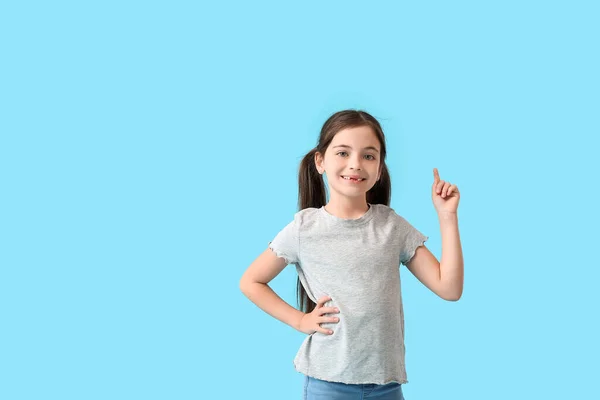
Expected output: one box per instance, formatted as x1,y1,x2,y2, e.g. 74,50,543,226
315,125,382,202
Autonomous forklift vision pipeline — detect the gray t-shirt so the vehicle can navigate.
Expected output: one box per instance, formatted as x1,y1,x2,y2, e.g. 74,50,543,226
268,203,428,385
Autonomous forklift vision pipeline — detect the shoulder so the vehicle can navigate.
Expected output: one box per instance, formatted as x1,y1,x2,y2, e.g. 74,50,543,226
273,207,321,231
295,207,320,218
287,207,321,228
371,204,413,229
372,203,401,222
372,203,395,215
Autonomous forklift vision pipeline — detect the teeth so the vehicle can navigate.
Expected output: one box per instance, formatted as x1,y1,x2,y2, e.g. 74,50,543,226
342,176,364,181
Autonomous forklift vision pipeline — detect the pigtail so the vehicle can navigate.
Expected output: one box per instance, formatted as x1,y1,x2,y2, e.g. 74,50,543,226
298,148,327,211
366,162,391,206
296,148,324,314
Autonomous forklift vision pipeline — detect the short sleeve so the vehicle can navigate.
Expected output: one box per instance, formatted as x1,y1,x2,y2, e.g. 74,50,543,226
268,218,299,265
397,215,429,266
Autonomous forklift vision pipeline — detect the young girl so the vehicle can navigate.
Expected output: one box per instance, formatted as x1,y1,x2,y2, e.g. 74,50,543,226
240,110,464,400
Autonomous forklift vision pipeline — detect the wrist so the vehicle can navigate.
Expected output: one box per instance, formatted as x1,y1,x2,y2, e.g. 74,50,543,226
294,312,306,332
437,210,457,216
437,210,458,221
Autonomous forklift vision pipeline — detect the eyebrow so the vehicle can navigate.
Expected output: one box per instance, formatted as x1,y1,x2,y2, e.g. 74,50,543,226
332,144,380,153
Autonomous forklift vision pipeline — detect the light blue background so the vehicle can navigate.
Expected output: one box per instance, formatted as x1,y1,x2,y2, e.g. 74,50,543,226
1,1,598,399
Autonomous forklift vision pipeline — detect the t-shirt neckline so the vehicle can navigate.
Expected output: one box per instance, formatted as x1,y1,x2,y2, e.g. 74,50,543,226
319,203,375,226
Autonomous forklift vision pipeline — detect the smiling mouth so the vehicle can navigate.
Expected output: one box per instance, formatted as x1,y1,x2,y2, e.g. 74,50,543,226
341,176,365,182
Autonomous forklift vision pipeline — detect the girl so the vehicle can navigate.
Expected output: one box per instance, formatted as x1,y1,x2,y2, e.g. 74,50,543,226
240,110,463,400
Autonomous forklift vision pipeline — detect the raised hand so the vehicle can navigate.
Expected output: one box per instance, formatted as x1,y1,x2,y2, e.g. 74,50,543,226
432,168,460,214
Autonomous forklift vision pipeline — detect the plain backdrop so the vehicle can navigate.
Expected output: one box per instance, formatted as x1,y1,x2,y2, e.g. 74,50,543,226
1,1,598,399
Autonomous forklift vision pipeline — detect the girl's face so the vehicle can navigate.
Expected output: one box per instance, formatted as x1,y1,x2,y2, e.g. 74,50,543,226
315,125,382,201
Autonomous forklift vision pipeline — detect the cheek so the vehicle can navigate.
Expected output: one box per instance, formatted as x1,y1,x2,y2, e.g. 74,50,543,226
328,160,344,172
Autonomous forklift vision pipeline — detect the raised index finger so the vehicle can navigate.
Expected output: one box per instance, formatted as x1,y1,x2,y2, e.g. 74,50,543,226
433,168,440,183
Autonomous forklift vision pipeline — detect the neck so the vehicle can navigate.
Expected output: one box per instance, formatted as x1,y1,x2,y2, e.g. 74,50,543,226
324,196,370,219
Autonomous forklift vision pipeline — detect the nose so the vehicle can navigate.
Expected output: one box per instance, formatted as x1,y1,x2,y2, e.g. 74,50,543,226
349,154,363,171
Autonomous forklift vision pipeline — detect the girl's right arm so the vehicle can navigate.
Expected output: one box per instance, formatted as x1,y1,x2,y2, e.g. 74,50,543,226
239,248,340,335
239,248,306,332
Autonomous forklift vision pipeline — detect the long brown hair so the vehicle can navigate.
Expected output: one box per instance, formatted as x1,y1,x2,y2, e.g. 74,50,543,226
296,110,392,313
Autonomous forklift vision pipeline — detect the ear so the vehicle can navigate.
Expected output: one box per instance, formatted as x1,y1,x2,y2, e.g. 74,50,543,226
314,151,324,174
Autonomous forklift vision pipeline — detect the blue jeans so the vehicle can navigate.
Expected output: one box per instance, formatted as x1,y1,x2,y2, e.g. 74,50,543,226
304,375,405,400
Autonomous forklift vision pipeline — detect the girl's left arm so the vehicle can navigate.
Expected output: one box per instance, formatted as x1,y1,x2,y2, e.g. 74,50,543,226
437,211,464,300
406,168,464,301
